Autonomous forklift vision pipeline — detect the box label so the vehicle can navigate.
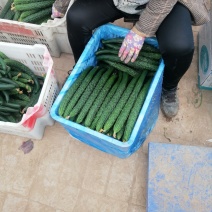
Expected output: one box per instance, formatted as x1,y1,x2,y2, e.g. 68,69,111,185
200,45,209,74
0,22,34,36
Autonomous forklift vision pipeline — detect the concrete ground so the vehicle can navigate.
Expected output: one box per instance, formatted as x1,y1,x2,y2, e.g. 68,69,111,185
0,19,212,212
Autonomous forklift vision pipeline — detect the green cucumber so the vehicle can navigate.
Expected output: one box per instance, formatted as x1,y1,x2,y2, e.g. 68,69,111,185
123,79,152,142
0,0,13,19
75,67,114,124
68,68,104,119
103,75,139,132
58,66,93,117
90,71,123,130
95,72,129,132
63,66,99,119
113,70,148,136
84,72,117,127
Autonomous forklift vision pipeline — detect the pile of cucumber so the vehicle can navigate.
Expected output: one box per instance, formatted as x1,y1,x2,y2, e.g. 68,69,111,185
58,37,162,142
0,0,55,24
0,51,44,123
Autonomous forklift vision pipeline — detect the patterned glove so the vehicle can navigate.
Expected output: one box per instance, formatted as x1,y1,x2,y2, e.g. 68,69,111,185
119,30,145,63
51,5,65,19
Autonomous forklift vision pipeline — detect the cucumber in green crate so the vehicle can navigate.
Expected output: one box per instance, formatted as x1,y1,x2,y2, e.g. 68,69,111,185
0,51,45,123
0,0,13,19
4,59,40,93
0,0,54,23
21,7,52,23
14,0,51,4
12,1,54,11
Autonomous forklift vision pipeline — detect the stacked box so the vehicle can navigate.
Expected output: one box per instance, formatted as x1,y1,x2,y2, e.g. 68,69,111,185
50,24,165,158
0,0,74,57
198,10,212,89
0,42,59,139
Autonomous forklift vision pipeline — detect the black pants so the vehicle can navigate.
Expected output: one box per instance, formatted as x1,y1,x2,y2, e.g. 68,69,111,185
66,0,194,89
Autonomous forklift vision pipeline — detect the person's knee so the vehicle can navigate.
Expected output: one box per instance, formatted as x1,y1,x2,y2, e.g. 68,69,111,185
66,7,79,26
161,40,194,57
66,6,93,33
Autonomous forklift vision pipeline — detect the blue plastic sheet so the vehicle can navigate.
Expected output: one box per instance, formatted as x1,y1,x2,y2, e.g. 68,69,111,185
50,24,165,158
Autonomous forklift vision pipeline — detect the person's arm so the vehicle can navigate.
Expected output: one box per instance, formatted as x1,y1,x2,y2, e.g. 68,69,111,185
135,0,178,37
119,0,178,63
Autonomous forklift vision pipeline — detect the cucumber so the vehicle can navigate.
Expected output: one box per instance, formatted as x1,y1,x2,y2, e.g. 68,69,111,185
140,51,162,61
8,88,23,95
101,37,123,45
113,70,148,136
7,115,17,123
90,71,123,130
68,68,104,119
84,72,117,127
14,1,54,11
142,43,160,53
95,72,129,132
22,7,52,23
116,127,124,140
14,0,46,4
17,93,30,102
103,43,120,51
102,60,138,77
0,115,9,122
0,100,21,109
19,10,39,21
10,99,29,107
0,0,13,19
0,77,19,86
95,49,118,56
0,83,17,90
4,8,15,20
103,75,139,132
75,67,114,124
21,88,41,113
0,58,6,71
123,78,152,142
1,90,10,102
4,59,40,93
13,10,21,21
97,54,159,72
0,105,20,113
0,51,9,60
0,111,10,116
63,66,99,119
58,66,93,117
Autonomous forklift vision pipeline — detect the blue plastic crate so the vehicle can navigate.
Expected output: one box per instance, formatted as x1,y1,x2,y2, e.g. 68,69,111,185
50,24,165,158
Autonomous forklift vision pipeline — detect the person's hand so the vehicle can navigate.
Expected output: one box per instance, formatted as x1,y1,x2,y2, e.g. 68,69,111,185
119,30,145,63
51,5,65,19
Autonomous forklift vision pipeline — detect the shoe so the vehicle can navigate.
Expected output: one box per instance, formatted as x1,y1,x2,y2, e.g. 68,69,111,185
61,69,72,87
67,69,72,75
161,87,179,118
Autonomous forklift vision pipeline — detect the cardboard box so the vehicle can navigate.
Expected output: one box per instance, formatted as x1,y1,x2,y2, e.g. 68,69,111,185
198,11,212,89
